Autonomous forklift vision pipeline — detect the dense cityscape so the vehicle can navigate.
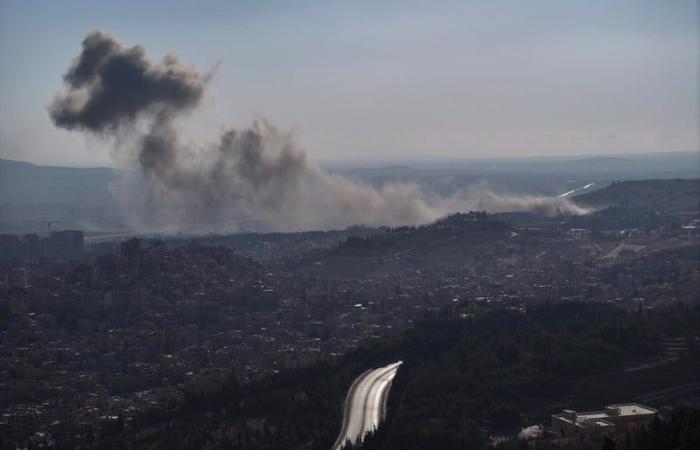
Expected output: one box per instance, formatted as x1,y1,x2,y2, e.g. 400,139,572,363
1,180,699,449
2,2,699,449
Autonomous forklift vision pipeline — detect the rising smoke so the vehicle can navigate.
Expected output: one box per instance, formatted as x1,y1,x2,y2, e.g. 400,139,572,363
50,30,588,232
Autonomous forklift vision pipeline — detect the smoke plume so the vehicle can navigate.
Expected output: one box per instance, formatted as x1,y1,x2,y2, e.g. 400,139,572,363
463,184,591,216
50,30,588,232
49,30,206,132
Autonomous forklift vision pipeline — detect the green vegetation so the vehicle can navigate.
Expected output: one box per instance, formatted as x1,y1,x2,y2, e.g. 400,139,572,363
46,303,698,450
296,212,511,278
492,406,700,450
358,304,699,450
623,406,700,450
332,212,509,258
573,179,700,215
568,206,679,231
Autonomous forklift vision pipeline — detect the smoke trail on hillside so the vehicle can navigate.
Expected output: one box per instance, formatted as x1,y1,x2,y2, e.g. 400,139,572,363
463,184,591,216
50,30,589,232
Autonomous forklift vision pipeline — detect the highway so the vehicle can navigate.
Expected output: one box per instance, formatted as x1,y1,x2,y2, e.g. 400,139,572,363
558,182,595,198
332,361,402,450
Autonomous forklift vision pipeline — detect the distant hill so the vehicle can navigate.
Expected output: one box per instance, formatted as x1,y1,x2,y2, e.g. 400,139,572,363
573,179,700,214
293,213,511,279
0,159,126,233
2,156,698,234
0,159,116,204
569,156,639,168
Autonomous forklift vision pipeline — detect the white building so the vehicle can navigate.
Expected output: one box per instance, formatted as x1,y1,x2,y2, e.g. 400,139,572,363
551,403,656,441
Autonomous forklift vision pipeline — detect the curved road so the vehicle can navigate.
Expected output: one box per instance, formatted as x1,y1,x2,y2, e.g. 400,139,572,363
558,182,595,198
332,361,402,450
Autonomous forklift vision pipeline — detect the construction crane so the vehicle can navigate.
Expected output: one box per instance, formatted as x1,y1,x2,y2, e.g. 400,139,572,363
47,220,60,235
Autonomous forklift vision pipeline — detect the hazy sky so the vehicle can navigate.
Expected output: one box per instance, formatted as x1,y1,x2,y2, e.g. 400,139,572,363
1,0,698,166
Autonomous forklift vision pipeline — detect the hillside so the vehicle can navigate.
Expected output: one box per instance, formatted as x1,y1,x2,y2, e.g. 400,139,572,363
293,213,511,279
0,159,116,204
573,179,700,214
67,304,700,450
0,159,125,233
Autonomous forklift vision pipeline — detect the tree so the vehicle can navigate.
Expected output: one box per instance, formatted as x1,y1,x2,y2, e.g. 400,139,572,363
601,435,615,450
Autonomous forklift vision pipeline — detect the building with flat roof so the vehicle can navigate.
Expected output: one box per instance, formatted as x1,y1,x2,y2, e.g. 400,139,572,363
552,403,656,441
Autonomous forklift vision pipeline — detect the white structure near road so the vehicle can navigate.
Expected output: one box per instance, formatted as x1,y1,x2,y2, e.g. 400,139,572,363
552,403,656,441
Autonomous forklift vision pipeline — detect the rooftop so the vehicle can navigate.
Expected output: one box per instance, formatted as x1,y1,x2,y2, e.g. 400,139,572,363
553,403,657,427
610,403,657,417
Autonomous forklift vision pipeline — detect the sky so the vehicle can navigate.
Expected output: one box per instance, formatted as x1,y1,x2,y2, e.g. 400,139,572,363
0,0,698,167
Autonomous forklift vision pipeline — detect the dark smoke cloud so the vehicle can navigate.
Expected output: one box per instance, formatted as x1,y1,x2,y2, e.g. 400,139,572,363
51,31,589,232
49,30,206,132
